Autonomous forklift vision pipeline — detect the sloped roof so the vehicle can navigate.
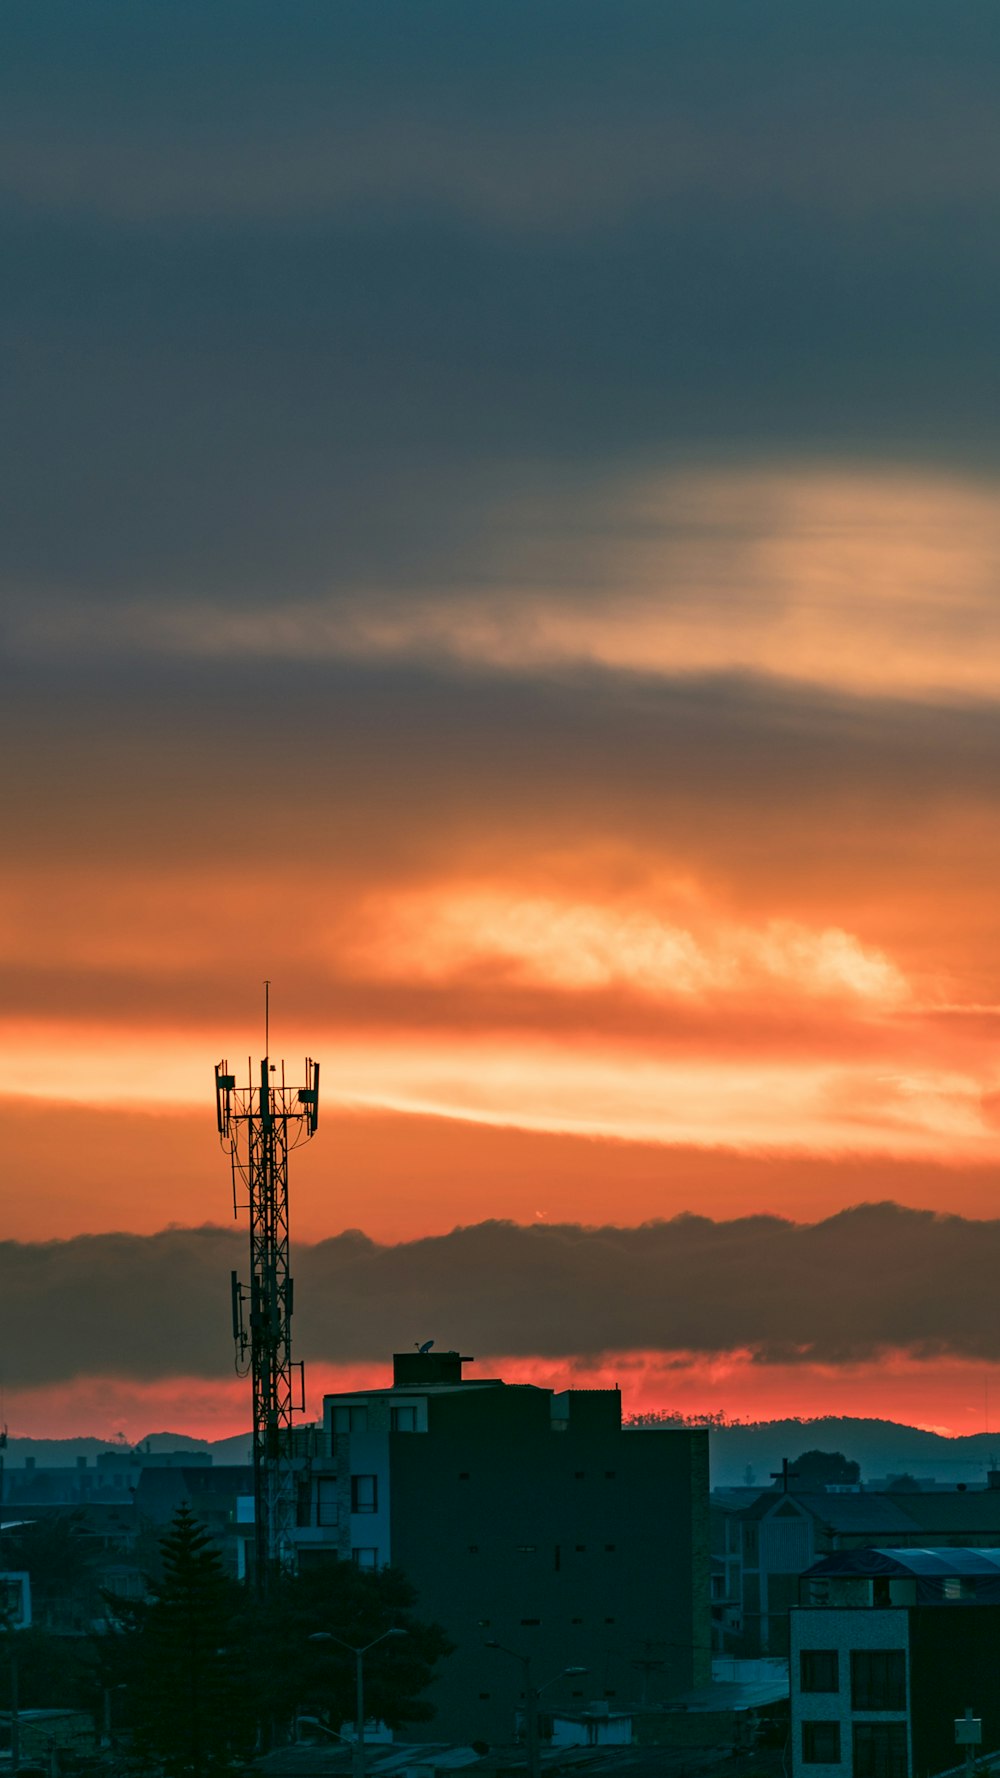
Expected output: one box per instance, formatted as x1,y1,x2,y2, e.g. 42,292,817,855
739,1491,917,1532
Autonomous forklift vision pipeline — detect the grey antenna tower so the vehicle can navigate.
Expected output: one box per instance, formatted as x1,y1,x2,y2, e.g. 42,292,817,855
215,991,320,1593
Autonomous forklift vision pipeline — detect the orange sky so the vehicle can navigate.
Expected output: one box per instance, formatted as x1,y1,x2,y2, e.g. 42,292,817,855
9,465,1000,1436
5,8,1000,1443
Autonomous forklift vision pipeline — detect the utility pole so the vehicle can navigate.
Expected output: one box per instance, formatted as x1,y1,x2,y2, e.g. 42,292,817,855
630,1639,665,1706
485,1643,587,1778
216,1004,319,1593
308,1628,407,1778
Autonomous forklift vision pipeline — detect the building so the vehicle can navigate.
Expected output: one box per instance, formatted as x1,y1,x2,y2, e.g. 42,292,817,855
133,1464,253,1580
297,1350,710,1746
718,1483,1000,1658
790,1547,1000,1778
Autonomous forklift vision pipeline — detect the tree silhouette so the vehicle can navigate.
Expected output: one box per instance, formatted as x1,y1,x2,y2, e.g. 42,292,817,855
789,1450,860,1490
126,1504,254,1776
247,1559,453,1736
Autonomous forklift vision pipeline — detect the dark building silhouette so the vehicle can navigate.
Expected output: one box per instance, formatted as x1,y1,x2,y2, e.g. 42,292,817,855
296,1350,710,1744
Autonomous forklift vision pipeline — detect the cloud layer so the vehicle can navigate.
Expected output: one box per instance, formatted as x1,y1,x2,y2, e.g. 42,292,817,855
5,1205,1000,1392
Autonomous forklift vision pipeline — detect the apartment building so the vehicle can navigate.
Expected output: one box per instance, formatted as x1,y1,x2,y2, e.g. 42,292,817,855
295,1349,710,1745
790,1547,1000,1778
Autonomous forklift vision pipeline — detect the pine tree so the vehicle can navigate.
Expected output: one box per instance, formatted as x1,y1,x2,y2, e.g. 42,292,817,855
129,1504,253,1777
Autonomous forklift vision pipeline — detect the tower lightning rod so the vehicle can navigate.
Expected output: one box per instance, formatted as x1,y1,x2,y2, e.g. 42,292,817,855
215,1006,320,1593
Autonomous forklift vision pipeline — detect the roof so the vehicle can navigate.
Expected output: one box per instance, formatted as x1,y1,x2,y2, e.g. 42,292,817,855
889,1493,1000,1532
805,1547,1000,1579
739,1491,917,1532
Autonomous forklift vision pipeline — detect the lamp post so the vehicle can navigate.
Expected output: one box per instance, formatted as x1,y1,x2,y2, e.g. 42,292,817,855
485,1642,587,1778
308,1627,407,1778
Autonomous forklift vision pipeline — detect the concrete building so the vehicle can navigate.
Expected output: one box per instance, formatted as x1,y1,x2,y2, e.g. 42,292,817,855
790,1548,1000,1778
298,1350,710,1746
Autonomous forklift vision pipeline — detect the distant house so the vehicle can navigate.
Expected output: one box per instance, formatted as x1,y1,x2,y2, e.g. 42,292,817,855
717,1485,1000,1658
133,1464,253,1580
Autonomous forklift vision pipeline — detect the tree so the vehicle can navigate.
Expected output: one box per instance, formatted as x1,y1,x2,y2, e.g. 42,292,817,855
239,1560,453,1740
101,1509,452,1766
789,1450,860,1490
122,1504,256,1777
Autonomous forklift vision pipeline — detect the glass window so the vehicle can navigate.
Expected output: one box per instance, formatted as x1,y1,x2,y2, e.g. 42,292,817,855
352,1548,378,1570
851,1651,906,1712
391,1405,418,1432
801,1650,840,1693
333,1405,369,1434
351,1474,378,1513
317,1478,339,1527
943,1577,976,1601
853,1722,908,1778
802,1722,841,1764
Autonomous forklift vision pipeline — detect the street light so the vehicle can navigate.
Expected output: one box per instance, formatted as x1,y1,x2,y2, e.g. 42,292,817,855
308,1627,407,1778
485,1642,587,1778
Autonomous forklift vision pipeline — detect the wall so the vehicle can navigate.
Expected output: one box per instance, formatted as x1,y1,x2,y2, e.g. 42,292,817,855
387,1386,708,1747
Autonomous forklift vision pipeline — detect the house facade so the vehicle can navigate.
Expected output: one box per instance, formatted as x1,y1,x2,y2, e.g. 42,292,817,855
790,1548,1000,1778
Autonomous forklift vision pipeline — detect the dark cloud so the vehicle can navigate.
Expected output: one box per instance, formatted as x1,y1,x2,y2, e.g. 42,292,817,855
6,652,1000,871
1,3,999,602
4,1204,1000,1388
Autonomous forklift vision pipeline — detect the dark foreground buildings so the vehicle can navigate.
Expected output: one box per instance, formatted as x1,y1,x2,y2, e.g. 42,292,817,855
295,1350,710,1745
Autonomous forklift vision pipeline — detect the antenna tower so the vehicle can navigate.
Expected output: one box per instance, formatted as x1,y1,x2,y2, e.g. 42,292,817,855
215,1008,319,1592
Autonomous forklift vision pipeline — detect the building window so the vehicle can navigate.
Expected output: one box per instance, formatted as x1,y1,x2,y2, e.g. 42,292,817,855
459,1471,471,1480
605,1471,616,1479
479,1693,491,1700
800,1650,839,1693
853,1722,908,1778
605,1544,616,1552
576,1545,586,1553
333,1405,368,1434
572,1690,584,1699
469,1545,479,1554
351,1474,378,1514
604,1617,615,1625
352,1548,378,1570
391,1406,418,1432
851,1651,906,1712
574,1471,585,1479
802,1722,841,1765
316,1478,340,1527
521,1618,540,1626
571,1617,583,1625
943,1577,976,1601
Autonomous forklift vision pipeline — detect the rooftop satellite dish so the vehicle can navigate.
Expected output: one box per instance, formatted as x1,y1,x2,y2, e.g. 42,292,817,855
417,1339,435,1354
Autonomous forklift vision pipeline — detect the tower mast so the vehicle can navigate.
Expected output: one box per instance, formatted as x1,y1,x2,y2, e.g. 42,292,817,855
215,1022,319,1592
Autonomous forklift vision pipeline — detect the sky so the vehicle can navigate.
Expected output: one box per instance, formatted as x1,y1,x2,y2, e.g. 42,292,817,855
4,0,1000,1441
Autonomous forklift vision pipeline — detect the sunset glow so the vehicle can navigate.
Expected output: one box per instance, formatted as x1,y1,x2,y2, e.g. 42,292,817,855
4,4,1000,1445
